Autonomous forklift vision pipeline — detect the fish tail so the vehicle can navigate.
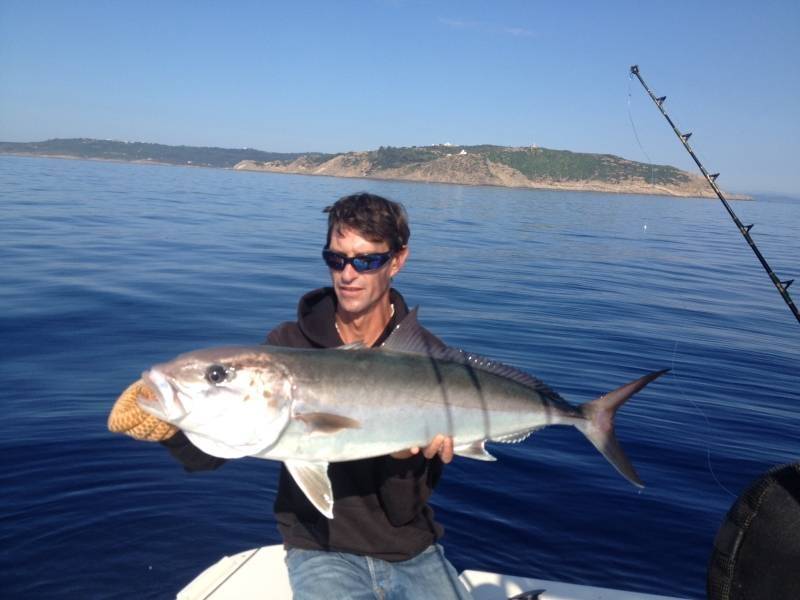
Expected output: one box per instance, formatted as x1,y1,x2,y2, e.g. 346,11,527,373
575,369,669,488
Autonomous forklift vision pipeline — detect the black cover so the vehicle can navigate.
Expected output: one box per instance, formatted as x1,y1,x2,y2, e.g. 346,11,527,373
707,462,800,599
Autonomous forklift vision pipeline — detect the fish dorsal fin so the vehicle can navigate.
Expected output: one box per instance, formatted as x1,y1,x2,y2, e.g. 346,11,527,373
285,459,334,519
384,307,563,399
442,349,563,398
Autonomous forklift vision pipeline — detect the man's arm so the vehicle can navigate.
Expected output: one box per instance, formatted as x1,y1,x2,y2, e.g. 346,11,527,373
378,435,454,527
377,452,443,527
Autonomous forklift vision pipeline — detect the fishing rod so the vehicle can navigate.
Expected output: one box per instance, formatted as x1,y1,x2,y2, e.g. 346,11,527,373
629,65,800,326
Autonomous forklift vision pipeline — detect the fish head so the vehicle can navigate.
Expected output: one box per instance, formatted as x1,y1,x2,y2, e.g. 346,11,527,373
138,346,293,457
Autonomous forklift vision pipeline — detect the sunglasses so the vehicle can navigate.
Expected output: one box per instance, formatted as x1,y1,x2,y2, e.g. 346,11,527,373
322,249,394,273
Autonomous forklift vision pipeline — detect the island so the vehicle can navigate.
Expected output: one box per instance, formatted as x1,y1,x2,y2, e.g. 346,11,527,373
0,138,744,198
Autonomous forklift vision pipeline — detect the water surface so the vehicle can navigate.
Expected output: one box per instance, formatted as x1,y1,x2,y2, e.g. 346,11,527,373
1,156,798,598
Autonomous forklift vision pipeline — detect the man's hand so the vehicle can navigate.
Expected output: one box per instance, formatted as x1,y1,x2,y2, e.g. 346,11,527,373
108,379,178,442
391,434,455,464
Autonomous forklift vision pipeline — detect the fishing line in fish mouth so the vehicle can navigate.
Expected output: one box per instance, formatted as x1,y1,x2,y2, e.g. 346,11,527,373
670,341,736,500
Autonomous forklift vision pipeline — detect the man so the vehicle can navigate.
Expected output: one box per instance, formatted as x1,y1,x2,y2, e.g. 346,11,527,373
116,192,472,599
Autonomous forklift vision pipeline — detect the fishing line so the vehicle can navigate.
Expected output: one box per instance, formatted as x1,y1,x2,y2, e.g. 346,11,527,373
630,65,800,326
626,74,655,187
669,341,736,500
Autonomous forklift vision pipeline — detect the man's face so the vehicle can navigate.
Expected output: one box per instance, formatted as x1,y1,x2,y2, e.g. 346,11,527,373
328,226,407,317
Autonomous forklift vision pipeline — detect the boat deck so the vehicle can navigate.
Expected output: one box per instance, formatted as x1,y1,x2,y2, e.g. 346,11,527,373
177,545,691,600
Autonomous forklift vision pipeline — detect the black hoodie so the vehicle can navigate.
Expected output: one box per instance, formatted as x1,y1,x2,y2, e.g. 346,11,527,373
164,287,446,561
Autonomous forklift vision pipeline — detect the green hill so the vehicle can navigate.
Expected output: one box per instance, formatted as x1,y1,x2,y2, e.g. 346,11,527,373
0,138,317,168
359,145,688,186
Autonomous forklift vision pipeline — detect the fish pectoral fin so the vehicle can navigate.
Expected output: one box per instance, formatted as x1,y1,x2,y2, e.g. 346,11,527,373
454,440,497,461
293,412,361,434
285,460,334,519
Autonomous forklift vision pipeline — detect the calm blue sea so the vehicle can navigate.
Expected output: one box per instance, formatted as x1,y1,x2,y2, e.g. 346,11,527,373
1,155,798,599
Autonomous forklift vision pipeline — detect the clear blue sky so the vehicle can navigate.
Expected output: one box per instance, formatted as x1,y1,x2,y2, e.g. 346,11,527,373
1,1,798,195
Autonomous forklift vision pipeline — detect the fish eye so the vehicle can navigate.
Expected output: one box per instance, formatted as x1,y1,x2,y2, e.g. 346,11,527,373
205,364,228,384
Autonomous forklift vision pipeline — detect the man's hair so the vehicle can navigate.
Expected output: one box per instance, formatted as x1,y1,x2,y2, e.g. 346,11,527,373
323,193,410,252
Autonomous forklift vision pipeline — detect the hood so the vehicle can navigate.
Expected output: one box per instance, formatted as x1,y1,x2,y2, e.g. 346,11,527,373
296,287,410,347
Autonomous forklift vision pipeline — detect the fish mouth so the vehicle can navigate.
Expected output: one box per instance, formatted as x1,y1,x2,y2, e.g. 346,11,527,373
140,369,186,421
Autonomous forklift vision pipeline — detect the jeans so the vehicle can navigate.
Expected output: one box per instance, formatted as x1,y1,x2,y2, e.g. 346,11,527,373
285,544,473,600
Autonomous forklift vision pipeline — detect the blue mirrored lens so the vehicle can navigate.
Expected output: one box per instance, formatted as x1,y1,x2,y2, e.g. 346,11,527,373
322,250,346,270
322,250,392,272
352,256,383,271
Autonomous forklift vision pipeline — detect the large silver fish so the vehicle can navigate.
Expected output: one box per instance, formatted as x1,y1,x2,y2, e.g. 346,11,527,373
138,309,667,518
